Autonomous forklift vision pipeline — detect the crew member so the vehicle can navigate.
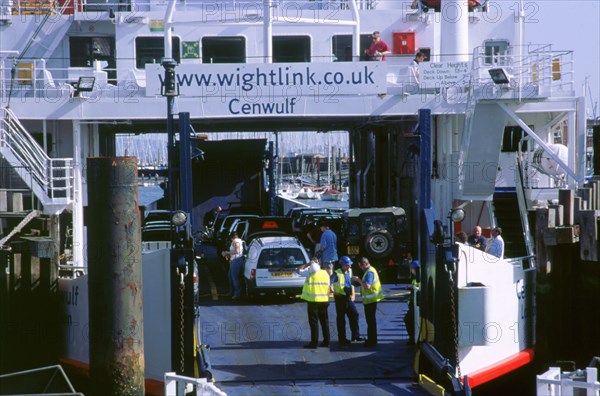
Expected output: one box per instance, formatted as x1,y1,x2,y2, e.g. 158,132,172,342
332,256,363,346
352,257,384,347
298,259,331,348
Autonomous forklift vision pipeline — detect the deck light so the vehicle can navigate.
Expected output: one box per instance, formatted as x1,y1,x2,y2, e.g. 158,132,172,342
450,208,465,223
74,76,95,96
171,210,188,226
489,68,512,85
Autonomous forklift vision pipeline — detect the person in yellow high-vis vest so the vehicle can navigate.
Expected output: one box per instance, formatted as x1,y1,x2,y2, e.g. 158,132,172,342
298,259,331,349
352,257,384,347
332,256,364,346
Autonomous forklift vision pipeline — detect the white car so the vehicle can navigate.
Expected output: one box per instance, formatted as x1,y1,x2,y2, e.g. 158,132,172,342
243,236,310,298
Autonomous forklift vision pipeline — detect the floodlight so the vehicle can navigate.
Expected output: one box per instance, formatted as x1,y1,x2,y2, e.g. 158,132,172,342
171,210,188,226
450,208,465,223
488,68,512,85
74,76,95,96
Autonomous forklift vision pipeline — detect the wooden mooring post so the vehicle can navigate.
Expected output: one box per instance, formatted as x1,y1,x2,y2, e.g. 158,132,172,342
87,157,144,396
535,182,600,364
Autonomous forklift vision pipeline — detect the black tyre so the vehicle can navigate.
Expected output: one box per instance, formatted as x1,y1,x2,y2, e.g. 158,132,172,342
245,279,255,300
364,230,394,259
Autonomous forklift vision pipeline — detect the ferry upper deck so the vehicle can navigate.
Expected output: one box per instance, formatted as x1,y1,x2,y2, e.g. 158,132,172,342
0,0,579,125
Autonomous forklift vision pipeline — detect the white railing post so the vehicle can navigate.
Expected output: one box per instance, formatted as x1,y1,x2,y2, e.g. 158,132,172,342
164,372,227,396
537,366,600,396
537,367,561,396
586,367,598,396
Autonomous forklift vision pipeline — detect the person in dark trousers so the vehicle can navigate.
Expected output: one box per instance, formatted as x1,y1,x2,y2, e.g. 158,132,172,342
403,259,420,345
352,257,384,347
318,219,338,275
221,232,244,300
331,256,364,346
298,259,331,348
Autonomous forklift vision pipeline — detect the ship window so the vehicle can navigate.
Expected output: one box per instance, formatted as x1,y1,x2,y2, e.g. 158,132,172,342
202,37,246,63
483,40,509,65
70,37,115,67
135,37,181,69
273,36,310,63
501,126,530,152
332,34,373,61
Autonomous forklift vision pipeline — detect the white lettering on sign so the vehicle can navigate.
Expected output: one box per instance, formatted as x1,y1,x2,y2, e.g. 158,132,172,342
145,62,387,115
421,61,471,86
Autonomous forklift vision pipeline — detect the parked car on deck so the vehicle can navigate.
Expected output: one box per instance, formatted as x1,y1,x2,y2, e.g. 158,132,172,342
341,207,409,283
296,212,343,257
143,209,171,226
287,207,332,232
243,236,310,298
215,214,260,253
236,216,294,245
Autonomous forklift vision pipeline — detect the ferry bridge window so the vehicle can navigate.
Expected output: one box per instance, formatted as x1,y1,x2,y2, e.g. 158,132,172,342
332,34,372,61
135,37,181,69
484,39,509,65
273,36,310,63
202,37,246,63
502,126,531,152
69,37,114,67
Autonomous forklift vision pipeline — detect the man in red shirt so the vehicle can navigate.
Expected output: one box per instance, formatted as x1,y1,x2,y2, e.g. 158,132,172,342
365,31,391,61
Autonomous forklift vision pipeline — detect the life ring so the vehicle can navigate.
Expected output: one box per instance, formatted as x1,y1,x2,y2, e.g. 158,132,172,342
364,230,394,258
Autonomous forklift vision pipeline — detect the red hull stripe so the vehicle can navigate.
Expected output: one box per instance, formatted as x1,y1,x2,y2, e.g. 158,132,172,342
463,348,535,388
59,358,165,396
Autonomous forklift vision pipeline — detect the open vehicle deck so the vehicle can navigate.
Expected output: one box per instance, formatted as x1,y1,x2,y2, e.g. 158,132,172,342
196,244,428,395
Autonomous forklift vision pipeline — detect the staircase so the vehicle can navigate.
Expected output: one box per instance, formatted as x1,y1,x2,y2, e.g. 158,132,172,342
457,96,508,200
0,107,74,214
492,191,528,258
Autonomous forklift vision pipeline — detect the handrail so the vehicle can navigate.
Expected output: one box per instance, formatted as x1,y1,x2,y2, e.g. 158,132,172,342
0,107,74,204
515,148,536,269
470,43,575,94
0,43,575,103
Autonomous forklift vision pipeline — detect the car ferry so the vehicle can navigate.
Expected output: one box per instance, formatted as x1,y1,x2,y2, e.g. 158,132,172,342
0,0,595,394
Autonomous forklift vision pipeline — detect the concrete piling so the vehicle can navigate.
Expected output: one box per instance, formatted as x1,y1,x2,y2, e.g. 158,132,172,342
87,157,144,395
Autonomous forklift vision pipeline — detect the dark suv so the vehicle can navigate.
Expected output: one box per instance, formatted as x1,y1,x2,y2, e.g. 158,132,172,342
341,207,409,283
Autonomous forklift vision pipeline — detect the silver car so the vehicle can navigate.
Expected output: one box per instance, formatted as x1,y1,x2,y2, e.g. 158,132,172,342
243,236,310,299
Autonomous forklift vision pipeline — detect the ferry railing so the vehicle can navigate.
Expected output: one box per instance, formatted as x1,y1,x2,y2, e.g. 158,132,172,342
537,366,600,396
515,149,536,268
0,107,74,210
0,164,37,210
69,0,374,14
471,44,574,97
0,58,142,101
164,372,226,396
0,45,574,101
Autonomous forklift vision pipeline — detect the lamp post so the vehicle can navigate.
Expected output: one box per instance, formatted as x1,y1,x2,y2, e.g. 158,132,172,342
448,208,465,245
161,58,196,377
162,58,178,209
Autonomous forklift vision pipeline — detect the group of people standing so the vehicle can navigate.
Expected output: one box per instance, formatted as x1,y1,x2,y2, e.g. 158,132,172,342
297,255,384,349
455,225,505,259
